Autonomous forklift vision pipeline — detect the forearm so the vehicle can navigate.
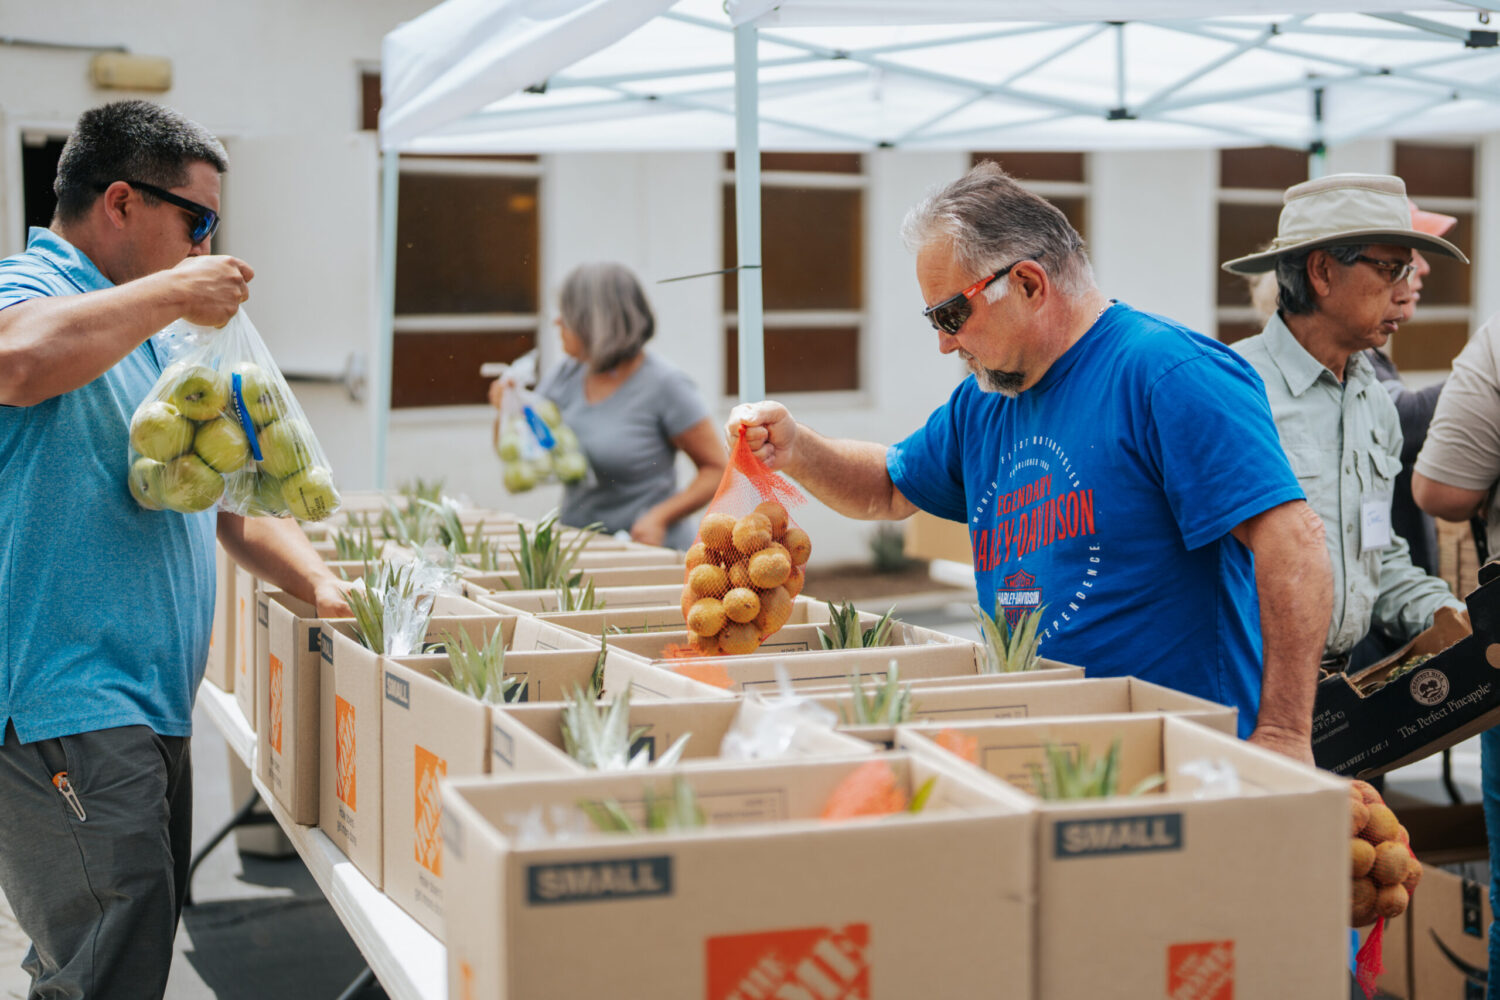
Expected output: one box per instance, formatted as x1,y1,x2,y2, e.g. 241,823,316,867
645,464,721,527
1372,538,1464,637
782,424,916,521
0,274,189,406
1244,502,1333,750
217,513,339,608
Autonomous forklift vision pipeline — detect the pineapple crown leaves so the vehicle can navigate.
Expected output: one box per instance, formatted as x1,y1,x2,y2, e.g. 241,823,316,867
416,498,484,554
431,627,522,705
559,684,691,771
331,521,380,562
1026,738,1166,801
556,574,604,612
839,661,915,726
502,510,605,590
579,776,707,835
588,628,608,701
818,602,897,650
973,601,1047,674
347,559,450,655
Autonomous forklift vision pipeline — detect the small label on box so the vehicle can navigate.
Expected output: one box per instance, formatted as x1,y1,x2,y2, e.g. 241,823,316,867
1054,813,1182,858
307,626,321,654
706,923,869,1000
527,855,673,906
385,672,411,709
320,631,333,664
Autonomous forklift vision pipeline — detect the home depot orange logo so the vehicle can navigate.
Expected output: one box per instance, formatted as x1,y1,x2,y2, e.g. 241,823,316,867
1168,941,1234,1000
706,923,869,1000
268,654,284,755
414,745,447,877
335,696,357,810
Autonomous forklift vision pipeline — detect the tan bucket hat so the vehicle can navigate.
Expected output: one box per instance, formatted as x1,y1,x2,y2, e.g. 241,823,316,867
1221,173,1468,275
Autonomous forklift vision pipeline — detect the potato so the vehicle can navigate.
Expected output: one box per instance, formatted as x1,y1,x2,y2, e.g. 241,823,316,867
748,548,792,589
719,621,760,656
1350,780,1383,806
1369,841,1409,886
680,584,696,621
1360,803,1400,844
1350,838,1375,879
699,512,737,553
782,526,811,565
689,629,721,655
685,542,711,571
732,513,773,555
723,587,761,624
1375,882,1409,920
754,585,793,634
753,500,789,538
687,598,727,637
689,563,730,599
1351,877,1378,927
1350,799,1369,837
728,559,753,590
784,565,805,599
1402,856,1423,894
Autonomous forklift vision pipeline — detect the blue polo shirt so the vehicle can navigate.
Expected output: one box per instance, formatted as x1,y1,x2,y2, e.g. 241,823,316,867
0,228,216,745
888,303,1304,738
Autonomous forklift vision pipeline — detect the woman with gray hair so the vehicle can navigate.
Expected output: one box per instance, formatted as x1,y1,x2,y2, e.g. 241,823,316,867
490,262,725,548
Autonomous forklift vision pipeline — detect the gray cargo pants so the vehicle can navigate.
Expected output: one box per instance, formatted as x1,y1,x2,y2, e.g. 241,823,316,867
0,722,192,1000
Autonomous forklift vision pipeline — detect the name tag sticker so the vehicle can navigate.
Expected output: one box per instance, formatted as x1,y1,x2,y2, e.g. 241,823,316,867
1361,496,1392,553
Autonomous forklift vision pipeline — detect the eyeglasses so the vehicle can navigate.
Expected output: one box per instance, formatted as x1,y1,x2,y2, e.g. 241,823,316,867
923,255,1037,335
95,179,220,244
1349,254,1417,287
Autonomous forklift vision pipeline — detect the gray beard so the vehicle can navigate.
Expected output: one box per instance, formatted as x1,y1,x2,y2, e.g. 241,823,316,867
962,353,1025,396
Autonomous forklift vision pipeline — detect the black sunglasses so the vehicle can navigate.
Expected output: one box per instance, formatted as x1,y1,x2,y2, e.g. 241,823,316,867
96,179,220,244
923,255,1039,335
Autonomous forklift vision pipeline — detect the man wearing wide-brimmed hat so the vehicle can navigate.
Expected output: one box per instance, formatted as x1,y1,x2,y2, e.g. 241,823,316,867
1226,173,1468,671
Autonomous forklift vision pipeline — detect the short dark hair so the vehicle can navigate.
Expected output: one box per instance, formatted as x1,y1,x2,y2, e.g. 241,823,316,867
1275,243,1366,316
901,160,1093,295
53,100,228,224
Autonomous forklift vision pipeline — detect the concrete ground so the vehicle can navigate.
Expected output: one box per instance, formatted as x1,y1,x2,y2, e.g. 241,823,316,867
0,592,1487,998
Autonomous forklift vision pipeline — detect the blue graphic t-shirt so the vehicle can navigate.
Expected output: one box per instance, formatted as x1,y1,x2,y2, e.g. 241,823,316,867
888,303,1304,738
0,228,216,745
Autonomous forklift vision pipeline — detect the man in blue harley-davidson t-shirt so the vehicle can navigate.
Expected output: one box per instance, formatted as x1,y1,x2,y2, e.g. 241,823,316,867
728,162,1332,759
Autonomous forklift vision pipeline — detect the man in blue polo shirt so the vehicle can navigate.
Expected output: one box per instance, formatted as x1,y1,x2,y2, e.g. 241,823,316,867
0,101,350,999
730,162,1334,762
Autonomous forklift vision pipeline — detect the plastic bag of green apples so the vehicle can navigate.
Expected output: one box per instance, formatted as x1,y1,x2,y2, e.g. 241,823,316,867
495,381,590,493
126,309,342,521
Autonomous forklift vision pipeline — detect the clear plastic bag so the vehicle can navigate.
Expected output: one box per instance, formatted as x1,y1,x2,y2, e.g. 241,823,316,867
126,309,342,521
494,376,591,493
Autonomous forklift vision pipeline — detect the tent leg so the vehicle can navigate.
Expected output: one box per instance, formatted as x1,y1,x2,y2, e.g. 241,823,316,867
375,149,399,489
733,22,765,404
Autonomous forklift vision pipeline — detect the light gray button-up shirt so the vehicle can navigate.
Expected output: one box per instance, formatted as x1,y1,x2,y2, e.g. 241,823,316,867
1234,314,1462,657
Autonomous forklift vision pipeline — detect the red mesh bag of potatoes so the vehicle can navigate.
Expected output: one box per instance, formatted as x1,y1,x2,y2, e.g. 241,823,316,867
680,429,810,656
1349,778,1421,997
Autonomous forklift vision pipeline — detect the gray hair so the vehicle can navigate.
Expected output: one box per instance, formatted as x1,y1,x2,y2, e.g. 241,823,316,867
901,161,1094,297
1275,243,1366,316
54,100,228,224
559,263,655,374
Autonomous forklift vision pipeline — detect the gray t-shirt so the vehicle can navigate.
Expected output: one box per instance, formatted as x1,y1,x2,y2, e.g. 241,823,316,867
538,352,709,550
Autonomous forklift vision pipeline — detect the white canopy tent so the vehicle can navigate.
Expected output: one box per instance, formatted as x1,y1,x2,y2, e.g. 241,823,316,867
377,0,1500,484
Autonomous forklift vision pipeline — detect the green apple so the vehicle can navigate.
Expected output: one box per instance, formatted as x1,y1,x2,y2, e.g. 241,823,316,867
160,453,225,512
256,418,312,478
553,424,580,453
127,457,166,510
281,465,341,521
534,399,563,430
502,460,537,493
497,429,524,462
224,470,288,516
168,365,229,421
553,451,588,484
233,363,286,427
193,416,250,473
130,400,195,462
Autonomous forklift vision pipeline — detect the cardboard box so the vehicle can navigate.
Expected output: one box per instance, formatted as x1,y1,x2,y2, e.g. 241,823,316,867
1407,864,1490,999
474,584,685,615
317,594,499,888
533,599,838,638
899,715,1350,999
441,749,1036,999
257,590,324,825
205,544,235,692
902,510,974,565
380,626,724,936
461,562,687,597
490,697,870,777
234,565,264,731
811,676,1236,748
1313,593,1500,777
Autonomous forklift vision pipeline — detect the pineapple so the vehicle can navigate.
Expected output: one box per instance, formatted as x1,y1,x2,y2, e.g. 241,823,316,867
431,627,522,705
818,601,896,650
503,510,605,590
580,776,706,834
1026,738,1164,800
839,663,915,725
560,685,689,771
973,601,1046,673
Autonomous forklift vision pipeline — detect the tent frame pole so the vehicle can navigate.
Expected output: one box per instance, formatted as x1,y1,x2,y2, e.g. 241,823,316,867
733,22,765,403
375,148,399,489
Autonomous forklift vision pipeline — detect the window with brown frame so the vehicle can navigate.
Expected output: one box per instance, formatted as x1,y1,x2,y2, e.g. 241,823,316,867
970,152,1089,242
1389,142,1476,374
722,154,865,395
1215,146,1310,343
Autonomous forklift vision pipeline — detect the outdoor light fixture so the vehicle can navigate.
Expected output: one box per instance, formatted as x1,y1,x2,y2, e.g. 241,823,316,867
89,52,172,92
